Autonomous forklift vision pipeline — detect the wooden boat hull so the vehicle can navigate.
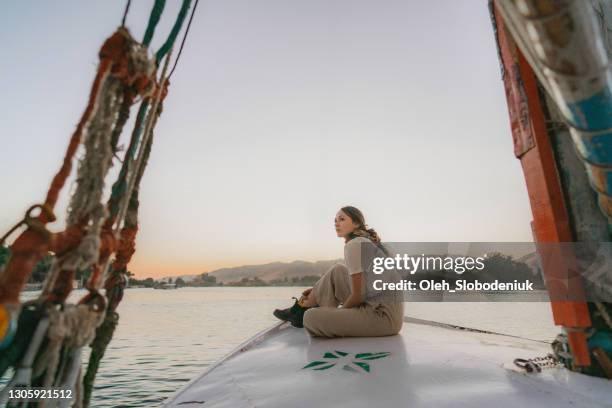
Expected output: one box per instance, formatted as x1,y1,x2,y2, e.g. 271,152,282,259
163,318,611,407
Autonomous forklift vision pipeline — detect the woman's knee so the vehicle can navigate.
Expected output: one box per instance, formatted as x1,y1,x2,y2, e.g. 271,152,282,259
331,263,348,274
319,263,347,284
303,309,320,334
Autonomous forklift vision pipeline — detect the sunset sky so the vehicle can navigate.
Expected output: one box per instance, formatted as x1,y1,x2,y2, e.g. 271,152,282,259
0,1,533,279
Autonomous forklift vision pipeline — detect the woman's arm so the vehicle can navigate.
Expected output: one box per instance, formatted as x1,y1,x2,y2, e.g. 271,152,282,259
342,273,365,308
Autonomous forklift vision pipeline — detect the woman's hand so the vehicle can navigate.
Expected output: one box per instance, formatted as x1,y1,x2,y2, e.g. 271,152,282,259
342,273,364,308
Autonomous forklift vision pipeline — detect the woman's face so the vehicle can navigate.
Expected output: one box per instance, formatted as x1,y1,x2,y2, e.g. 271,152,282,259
334,210,359,238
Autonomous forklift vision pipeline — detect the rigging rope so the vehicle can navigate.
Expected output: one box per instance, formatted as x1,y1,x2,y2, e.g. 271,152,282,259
0,28,156,406
42,29,154,306
121,0,132,27
83,51,173,407
0,56,108,306
83,2,196,404
156,0,192,63
107,0,192,221
1,1,197,404
168,0,199,79
143,0,167,47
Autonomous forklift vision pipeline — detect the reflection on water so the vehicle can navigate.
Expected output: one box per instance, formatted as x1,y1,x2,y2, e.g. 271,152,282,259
79,287,305,407
3,287,559,407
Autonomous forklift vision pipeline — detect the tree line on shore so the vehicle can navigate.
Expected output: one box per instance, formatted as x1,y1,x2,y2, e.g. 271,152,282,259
128,273,321,288
0,244,543,289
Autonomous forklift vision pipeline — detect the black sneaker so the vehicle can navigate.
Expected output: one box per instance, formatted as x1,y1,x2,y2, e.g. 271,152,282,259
273,297,309,328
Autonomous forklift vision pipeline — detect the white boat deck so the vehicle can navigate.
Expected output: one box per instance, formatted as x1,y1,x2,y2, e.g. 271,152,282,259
163,318,611,407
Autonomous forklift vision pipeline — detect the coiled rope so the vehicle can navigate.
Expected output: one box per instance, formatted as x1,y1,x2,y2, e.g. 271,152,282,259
0,27,156,406
0,1,197,405
83,2,195,405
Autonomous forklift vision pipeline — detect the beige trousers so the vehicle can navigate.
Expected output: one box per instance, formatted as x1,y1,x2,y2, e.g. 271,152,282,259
303,263,404,338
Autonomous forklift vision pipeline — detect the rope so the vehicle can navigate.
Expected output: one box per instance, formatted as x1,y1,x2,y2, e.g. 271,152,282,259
110,97,133,156
0,55,112,306
0,302,44,380
107,102,149,220
0,204,55,247
513,354,563,373
81,53,173,407
61,352,84,408
82,311,118,407
2,16,163,406
121,0,131,27
64,72,120,239
114,51,173,245
142,0,167,47
85,53,168,293
83,3,194,403
45,29,155,303
81,226,135,407
109,0,193,213
156,0,192,63
83,34,181,408
82,148,143,405
0,316,50,405
108,0,195,220
32,304,104,389
45,73,121,304
0,28,154,306
168,0,199,79
44,61,112,215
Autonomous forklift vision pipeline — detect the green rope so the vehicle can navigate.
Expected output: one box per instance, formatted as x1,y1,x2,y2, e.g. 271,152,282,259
107,91,136,218
86,125,154,402
156,0,192,63
134,105,160,188
109,0,193,217
142,0,166,47
110,97,133,155
82,311,119,408
108,101,149,218
84,7,193,404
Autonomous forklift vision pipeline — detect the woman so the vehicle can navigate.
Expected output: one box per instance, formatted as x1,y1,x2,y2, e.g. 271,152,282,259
273,206,404,337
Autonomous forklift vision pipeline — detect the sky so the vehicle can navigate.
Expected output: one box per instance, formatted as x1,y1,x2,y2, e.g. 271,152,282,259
0,0,534,279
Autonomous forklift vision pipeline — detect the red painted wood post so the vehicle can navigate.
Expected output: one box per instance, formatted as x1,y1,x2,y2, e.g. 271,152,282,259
492,3,592,367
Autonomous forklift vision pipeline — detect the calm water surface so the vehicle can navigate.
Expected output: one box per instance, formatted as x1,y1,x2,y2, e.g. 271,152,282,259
5,287,559,407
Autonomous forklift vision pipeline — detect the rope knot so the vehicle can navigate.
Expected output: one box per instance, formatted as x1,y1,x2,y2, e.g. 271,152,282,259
146,78,170,103
99,28,156,100
0,204,56,246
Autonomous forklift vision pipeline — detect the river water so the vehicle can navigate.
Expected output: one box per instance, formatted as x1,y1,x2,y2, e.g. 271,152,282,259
4,287,559,407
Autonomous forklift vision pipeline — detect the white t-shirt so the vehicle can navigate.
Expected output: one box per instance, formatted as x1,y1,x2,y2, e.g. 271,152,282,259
344,237,372,275
344,236,402,302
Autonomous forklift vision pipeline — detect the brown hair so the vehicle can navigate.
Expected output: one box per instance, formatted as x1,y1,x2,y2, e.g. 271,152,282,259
340,205,383,244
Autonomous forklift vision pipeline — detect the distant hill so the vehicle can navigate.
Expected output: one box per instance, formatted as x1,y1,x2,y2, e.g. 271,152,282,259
207,259,342,283
158,259,343,284
162,252,541,284
158,274,199,283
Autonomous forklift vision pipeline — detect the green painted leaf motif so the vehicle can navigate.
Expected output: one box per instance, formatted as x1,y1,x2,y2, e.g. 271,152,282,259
355,352,390,360
304,350,389,372
313,363,336,370
303,360,334,369
352,362,371,372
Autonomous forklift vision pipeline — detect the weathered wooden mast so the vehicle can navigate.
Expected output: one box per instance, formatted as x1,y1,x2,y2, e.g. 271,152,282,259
491,0,612,376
